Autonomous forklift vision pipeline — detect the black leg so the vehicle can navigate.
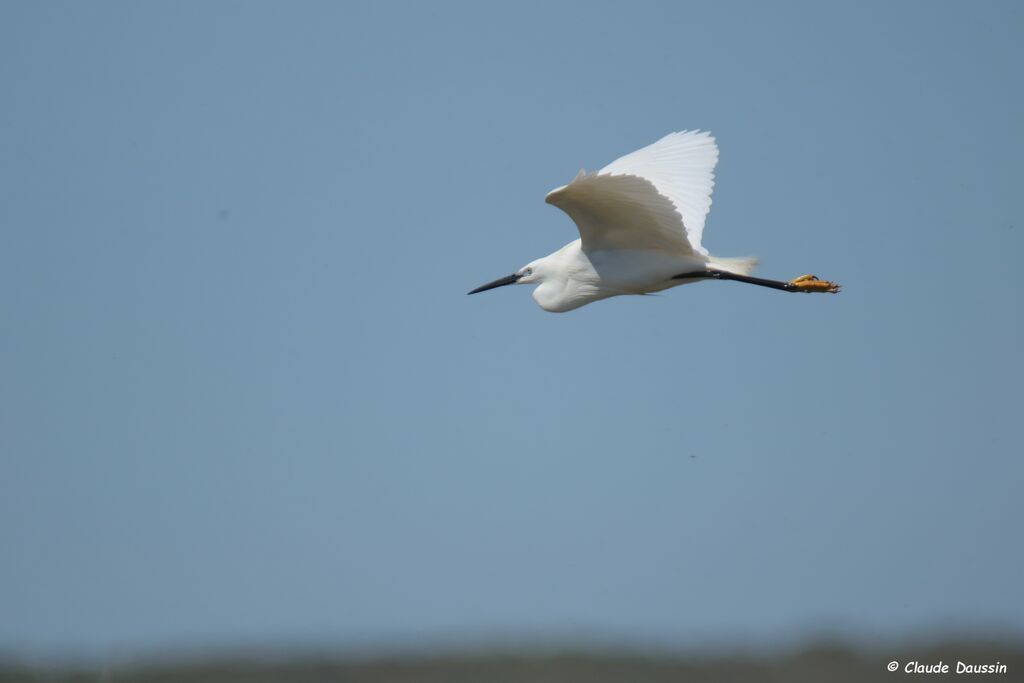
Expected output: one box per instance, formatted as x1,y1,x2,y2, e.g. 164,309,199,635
672,269,837,293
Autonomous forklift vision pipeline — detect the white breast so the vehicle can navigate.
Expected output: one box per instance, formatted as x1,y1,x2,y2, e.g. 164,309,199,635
530,240,707,312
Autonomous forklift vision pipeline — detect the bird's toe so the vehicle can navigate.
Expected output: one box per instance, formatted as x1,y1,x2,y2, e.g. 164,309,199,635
788,274,840,293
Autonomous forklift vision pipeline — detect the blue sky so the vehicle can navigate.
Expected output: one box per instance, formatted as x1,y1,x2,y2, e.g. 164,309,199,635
2,0,1022,660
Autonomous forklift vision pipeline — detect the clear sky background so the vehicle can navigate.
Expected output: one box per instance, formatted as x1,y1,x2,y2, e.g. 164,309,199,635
2,0,1022,661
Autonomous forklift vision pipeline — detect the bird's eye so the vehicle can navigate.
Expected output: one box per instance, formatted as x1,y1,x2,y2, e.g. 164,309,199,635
523,267,533,276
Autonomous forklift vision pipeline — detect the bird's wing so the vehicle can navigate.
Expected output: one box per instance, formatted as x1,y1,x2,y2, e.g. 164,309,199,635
544,130,718,256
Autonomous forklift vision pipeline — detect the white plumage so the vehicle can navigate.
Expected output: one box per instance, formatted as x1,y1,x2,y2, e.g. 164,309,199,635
469,130,837,312
548,130,718,257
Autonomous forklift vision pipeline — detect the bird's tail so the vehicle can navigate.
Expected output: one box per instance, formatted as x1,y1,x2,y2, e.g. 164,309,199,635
708,255,758,276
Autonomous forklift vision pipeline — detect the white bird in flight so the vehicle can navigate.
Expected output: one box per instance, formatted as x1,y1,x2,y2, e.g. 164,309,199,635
469,130,839,312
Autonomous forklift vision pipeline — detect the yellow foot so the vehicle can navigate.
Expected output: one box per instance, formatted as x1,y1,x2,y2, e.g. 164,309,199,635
788,274,841,293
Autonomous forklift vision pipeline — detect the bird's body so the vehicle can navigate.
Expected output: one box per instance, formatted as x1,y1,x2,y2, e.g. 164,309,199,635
469,130,838,311
523,239,710,312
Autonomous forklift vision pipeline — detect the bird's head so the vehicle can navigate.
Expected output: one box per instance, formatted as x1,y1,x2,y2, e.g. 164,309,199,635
467,260,544,295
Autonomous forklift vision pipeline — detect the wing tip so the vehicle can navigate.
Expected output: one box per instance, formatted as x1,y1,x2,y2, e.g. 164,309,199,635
660,129,718,154
671,128,715,140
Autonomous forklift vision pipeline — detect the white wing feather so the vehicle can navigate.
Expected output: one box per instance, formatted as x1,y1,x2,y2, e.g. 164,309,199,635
545,130,719,257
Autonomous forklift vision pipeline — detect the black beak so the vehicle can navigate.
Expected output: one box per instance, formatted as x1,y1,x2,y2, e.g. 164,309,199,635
467,272,522,295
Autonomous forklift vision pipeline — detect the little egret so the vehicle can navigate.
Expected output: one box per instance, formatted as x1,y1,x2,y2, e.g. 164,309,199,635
469,130,839,312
